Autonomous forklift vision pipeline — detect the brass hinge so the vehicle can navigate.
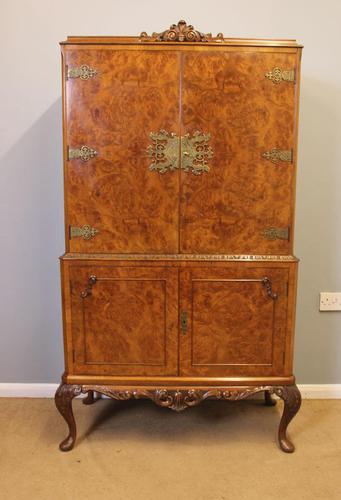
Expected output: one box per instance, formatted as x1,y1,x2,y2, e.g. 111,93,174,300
70,225,99,240
68,145,98,162
66,64,97,80
265,67,295,84
263,227,290,241
262,149,293,164
180,311,188,335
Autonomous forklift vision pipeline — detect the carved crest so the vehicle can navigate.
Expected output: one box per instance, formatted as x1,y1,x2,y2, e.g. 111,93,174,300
140,20,223,42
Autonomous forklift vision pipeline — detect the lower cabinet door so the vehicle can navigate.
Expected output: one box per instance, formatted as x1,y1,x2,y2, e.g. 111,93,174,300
68,265,178,376
179,265,294,377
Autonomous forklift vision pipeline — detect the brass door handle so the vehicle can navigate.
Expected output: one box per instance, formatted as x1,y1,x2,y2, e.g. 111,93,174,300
180,311,188,335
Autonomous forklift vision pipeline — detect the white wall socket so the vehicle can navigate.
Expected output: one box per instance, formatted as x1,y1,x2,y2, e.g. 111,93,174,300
319,292,341,311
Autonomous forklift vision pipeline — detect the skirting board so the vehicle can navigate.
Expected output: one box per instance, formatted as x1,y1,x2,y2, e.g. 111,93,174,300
0,384,341,399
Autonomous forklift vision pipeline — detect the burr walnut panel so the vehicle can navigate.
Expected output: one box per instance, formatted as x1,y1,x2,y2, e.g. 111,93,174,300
180,50,298,254
64,49,180,253
179,265,291,377
69,265,178,376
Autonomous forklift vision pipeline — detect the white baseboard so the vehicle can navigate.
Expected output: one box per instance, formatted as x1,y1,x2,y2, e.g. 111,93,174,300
1,383,341,399
0,383,59,398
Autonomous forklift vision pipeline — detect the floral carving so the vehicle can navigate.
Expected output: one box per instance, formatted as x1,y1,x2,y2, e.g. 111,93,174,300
82,385,275,412
55,384,301,452
140,20,224,43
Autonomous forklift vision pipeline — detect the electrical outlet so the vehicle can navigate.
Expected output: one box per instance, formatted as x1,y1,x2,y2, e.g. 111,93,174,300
319,292,341,311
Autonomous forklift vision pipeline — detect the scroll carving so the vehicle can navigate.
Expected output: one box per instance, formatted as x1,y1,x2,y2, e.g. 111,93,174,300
140,20,223,42
55,384,301,452
82,385,275,412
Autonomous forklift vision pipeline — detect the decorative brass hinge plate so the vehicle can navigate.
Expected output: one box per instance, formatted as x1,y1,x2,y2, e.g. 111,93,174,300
70,225,99,240
263,227,290,241
140,19,224,42
147,130,180,174
67,65,97,80
68,146,98,162
181,131,214,175
262,149,293,164
265,67,295,84
147,130,213,175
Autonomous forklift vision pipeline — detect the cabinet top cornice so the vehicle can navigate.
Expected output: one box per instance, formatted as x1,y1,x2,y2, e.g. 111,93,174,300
61,19,302,48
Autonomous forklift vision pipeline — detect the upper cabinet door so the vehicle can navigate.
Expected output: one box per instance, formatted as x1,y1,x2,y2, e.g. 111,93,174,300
64,48,180,253
179,49,300,255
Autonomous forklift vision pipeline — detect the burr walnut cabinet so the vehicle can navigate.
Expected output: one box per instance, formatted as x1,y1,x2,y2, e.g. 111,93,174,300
55,20,303,452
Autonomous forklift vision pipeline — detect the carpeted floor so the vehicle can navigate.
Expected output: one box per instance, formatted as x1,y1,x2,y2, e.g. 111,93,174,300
0,397,340,500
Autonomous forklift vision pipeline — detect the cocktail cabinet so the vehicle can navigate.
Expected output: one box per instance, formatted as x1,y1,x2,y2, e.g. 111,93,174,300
55,21,303,452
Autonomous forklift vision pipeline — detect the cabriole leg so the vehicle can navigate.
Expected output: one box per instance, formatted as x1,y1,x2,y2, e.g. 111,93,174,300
83,390,101,405
264,389,276,406
55,383,81,452
276,385,301,453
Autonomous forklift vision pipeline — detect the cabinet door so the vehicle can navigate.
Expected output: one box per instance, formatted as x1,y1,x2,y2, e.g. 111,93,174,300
69,265,178,376
179,49,299,254
179,265,293,377
64,48,180,253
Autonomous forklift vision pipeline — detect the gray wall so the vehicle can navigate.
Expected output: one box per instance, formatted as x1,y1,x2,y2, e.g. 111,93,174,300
1,0,340,383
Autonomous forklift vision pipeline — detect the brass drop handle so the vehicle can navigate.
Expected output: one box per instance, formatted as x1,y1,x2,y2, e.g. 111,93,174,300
180,311,188,335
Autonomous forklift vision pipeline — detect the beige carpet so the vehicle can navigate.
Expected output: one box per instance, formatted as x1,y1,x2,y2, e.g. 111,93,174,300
0,397,340,500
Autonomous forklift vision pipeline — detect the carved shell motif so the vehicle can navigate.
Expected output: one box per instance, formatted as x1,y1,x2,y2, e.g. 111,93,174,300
140,20,223,42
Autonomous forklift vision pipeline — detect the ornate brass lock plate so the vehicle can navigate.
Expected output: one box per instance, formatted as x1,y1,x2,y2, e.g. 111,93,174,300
147,130,180,174
181,131,214,175
147,130,213,175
